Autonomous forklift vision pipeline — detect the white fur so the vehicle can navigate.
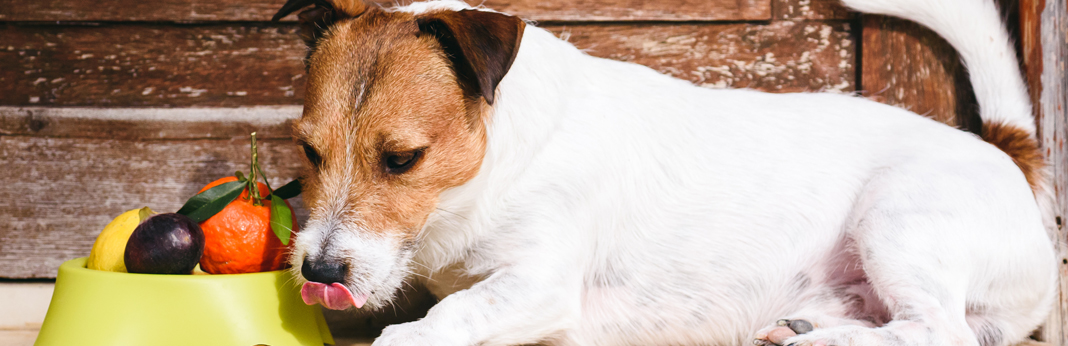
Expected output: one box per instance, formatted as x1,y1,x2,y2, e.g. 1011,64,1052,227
310,0,1058,345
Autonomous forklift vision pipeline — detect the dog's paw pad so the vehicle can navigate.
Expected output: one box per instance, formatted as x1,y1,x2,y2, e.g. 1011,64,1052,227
755,319,815,345
782,319,813,334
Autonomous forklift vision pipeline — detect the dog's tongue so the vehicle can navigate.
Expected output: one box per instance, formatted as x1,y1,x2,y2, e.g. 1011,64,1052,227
301,282,368,310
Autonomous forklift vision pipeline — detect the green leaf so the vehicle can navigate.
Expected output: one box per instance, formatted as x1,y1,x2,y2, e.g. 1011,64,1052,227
176,181,247,222
235,171,246,182
269,194,293,245
273,179,302,200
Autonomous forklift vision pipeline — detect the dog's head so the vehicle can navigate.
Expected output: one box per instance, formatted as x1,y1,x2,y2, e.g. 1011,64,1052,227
272,0,524,310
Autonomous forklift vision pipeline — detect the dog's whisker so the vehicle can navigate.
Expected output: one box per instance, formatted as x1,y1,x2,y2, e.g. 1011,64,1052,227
400,268,432,281
434,207,468,221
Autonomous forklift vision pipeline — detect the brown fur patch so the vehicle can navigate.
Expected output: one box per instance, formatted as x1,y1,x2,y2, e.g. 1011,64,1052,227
292,8,489,239
980,121,1045,190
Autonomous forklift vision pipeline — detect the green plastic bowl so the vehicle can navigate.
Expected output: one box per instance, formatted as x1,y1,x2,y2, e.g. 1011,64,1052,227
35,257,334,346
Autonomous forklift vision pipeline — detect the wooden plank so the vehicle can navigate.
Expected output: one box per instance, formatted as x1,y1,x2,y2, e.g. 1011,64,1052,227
0,135,306,278
859,15,980,130
0,107,298,140
2,22,856,107
547,21,855,93
1020,0,1044,123
773,0,854,20
1025,0,1068,342
0,24,308,108
0,0,771,22
482,0,770,22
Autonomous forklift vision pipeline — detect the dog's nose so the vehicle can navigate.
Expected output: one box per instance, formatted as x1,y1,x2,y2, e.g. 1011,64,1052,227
301,256,348,284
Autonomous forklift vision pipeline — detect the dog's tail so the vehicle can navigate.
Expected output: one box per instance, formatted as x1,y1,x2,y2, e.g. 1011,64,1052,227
841,0,1047,194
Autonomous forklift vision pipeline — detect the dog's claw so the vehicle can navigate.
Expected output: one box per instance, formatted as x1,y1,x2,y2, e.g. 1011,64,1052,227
787,319,813,334
753,339,777,346
776,319,790,326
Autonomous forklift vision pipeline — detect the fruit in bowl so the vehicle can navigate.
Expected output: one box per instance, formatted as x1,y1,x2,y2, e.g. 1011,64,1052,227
124,213,205,275
86,207,154,272
36,133,328,346
85,132,301,276
197,176,299,274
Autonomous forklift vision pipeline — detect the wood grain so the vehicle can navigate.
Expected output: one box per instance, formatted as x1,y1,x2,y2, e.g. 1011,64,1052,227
1019,0,1044,124
0,106,298,140
773,0,854,20
1026,0,1068,343
547,21,855,93
0,0,770,22
859,15,980,131
2,22,855,108
0,135,306,278
0,24,308,108
482,0,770,22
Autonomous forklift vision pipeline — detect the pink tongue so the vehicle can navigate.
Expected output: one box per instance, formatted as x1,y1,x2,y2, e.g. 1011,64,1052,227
300,282,368,310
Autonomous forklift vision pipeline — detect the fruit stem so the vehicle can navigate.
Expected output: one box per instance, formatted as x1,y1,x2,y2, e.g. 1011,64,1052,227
249,132,263,206
257,164,275,194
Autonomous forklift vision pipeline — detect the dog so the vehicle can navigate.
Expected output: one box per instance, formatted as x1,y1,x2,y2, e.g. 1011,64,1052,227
271,0,1058,345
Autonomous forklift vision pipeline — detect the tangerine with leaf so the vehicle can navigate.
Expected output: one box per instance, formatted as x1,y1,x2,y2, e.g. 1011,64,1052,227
177,132,301,274
196,177,298,274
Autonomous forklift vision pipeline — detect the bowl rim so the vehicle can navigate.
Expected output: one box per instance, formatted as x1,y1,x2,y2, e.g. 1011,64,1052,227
65,257,295,280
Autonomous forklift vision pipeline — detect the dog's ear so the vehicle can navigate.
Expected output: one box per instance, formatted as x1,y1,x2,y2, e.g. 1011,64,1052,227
417,10,525,105
272,0,370,47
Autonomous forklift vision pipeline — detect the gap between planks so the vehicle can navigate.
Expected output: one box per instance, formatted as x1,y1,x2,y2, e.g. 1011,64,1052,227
0,106,301,140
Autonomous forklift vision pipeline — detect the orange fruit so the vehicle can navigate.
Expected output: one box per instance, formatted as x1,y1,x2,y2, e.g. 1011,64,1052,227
196,176,299,274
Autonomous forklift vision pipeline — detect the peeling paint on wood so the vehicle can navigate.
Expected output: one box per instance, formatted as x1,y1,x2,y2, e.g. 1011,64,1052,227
0,24,308,107
1,22,856,107
773,0,854,20
549,21,855,93
0,0,770,22
0,136,306,278
484,0,770,21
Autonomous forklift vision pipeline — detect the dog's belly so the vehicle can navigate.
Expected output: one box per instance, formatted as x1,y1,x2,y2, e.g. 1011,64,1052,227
553,232,886,346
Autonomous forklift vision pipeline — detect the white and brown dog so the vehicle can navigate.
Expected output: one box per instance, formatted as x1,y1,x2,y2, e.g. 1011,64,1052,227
272,0,1057,345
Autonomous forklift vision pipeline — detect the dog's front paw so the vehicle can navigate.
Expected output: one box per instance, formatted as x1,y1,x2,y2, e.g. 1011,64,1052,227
372,321,468,346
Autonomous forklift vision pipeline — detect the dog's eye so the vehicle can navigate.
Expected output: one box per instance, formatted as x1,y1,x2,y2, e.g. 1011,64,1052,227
302,142,322,168
383,149,423,175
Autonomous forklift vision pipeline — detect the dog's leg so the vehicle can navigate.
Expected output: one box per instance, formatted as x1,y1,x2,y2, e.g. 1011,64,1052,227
768,165,1053,346
769,210,985,346
372,265,580,346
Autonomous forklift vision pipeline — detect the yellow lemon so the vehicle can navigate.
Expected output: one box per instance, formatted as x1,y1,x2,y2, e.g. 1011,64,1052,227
87,207,154,272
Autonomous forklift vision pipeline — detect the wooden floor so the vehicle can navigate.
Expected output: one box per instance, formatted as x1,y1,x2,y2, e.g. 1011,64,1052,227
0,330,38,346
